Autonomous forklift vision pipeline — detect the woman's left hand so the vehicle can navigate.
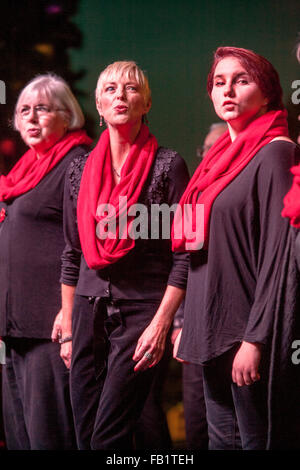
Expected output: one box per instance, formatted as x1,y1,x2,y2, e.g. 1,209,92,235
232,341,262,386
132,319,168,372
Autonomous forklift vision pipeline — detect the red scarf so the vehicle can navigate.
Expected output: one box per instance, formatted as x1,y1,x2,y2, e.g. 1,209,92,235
77,124,158,269
172,109,289,252
281,165,300,227
0,130,92,201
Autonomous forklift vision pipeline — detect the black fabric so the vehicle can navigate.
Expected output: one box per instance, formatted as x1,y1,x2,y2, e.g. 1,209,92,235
182,363,208,450
2,338,76,450
60,147,190,299
179,141,300,363
0,145,88,338
178,141,300,449
70,294,172,450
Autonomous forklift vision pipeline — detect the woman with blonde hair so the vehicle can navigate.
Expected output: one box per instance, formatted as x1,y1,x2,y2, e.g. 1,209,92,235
60,61,189,449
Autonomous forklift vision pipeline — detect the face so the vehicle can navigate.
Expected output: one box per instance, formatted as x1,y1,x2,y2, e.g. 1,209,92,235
17,91,68,155
211,57,268,134
97,76,151,129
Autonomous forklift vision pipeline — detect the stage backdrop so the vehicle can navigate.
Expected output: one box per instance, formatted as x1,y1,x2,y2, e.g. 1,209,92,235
70,0,299,171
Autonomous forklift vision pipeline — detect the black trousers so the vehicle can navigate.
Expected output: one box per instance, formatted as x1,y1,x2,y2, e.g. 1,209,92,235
2,338,76,450
70,295,172,450
202,347,268,450
182,363,208,449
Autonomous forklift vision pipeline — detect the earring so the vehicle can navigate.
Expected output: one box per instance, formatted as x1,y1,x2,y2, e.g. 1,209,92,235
99,115,103,127
143,114,149,124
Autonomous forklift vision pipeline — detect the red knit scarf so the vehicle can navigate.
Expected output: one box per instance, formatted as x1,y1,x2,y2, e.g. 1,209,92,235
172,109,289,252
77,124,158,269
281,164,300,227
0,130,92,201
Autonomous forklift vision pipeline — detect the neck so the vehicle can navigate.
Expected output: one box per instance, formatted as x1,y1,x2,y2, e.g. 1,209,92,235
227,108,268,142
108,122,142,168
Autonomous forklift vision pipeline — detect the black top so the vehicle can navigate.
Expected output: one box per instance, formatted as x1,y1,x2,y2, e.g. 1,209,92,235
0,145,88,339
60,147,190,300
178,141,300,364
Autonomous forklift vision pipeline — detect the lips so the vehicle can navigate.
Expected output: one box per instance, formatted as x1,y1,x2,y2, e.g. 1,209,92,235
114,105,128,112
223,101,236,107
27,128,41,137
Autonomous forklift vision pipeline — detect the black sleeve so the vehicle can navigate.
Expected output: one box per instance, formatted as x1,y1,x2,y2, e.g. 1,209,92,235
60,170,82,286
166,153,190,290
243,143,300,344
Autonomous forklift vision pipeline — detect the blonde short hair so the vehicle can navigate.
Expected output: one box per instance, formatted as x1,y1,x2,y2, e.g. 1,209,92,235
14,73,85,131
95,61,151,105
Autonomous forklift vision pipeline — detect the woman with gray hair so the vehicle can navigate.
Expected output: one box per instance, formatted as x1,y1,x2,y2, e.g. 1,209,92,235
0,73,92,449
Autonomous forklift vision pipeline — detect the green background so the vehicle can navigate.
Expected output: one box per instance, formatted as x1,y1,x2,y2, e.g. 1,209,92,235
70,0,299,171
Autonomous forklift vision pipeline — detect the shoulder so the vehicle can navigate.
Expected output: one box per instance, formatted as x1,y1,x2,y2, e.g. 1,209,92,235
256,140,300,165
254,141,300,193
155,146,189,178
67,151,90,202
255,140,300,176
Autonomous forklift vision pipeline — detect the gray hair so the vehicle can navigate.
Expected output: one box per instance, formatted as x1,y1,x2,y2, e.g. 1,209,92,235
14,73,85,131
208,122,227,133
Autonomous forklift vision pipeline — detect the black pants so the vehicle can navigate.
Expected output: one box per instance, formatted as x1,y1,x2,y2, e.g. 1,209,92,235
70,295,172,450
182,363,208,449
202,347,268,450
2,338,76,450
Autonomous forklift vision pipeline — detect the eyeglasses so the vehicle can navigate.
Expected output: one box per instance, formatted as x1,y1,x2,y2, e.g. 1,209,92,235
18,105,63,119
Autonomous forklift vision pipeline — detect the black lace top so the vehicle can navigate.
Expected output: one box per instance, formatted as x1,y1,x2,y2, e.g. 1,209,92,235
60,147,190,300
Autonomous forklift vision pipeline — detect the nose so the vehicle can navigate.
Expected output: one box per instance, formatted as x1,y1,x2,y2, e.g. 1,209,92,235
27,107,38,121
223,81,234,97
116,86,126,100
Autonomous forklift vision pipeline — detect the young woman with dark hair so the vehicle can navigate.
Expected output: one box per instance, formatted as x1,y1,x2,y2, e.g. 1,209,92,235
173,47,300,450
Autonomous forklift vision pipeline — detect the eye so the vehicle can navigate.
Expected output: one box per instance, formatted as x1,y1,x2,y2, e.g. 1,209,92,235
214,80,225,87
20,106,30,115
126,84,138,91
36,105,51,113
105,85,115,92
236,78,249,85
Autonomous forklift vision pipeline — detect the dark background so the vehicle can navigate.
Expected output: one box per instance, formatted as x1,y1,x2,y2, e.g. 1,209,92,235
0,0,299,448
69,0,300,171
0,0,299,174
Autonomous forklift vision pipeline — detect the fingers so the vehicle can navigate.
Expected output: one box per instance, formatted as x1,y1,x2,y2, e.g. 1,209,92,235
51,323,61,342
133,347,163,372
232,366,260,386
60,343,72,369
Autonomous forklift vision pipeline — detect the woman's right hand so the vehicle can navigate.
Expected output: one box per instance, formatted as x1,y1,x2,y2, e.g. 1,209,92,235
60,341,72,370
59,310,73,370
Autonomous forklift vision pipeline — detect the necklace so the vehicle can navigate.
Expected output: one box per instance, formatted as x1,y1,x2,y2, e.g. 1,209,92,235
112,167,121,178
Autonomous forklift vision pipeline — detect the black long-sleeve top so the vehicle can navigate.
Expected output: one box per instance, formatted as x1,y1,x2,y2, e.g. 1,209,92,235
177,141,300,364
60,147,190,300
0,145,88,338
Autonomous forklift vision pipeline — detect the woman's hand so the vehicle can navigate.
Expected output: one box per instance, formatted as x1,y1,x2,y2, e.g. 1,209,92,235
132,317,168,372
60,341,72,370
232,341,262,386
51,309,63,342
51,308,72,369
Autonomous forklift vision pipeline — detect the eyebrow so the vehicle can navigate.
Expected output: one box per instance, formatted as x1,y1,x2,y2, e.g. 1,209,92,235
214,71,250,80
